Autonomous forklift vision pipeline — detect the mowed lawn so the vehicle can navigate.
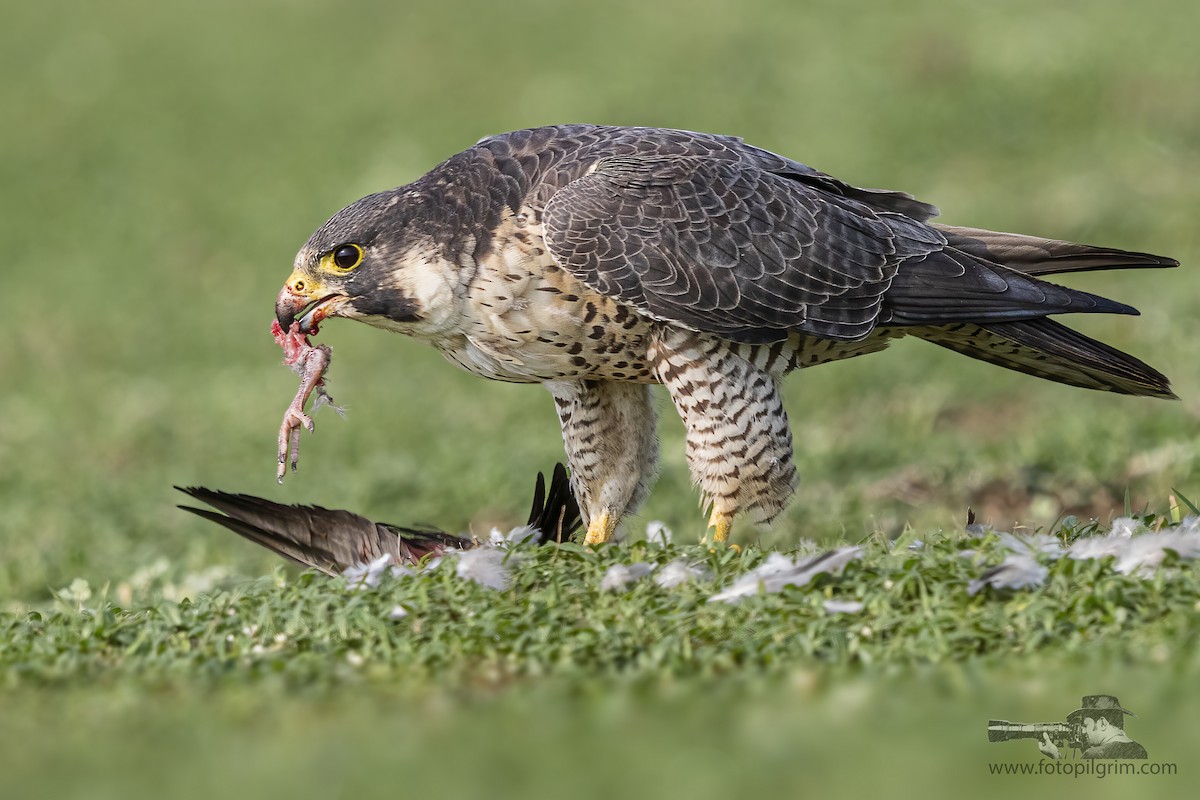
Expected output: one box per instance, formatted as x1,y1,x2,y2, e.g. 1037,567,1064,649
2,0,1198,797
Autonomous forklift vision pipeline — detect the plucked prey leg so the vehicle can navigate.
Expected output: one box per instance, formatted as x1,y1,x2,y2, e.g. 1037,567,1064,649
271,320,341,483
276,342,333,482
546,380,659,545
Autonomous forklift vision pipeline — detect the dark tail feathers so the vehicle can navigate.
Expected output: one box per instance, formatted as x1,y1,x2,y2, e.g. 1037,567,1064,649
901,226,1176,398
932,225,1179,276
914,318,1175,399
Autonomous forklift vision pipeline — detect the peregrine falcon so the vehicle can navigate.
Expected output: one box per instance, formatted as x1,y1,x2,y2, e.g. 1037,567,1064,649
274,125,1175,545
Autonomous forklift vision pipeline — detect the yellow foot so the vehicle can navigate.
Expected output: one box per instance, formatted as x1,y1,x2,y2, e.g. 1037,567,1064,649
707,509,733,545
584,511,618,545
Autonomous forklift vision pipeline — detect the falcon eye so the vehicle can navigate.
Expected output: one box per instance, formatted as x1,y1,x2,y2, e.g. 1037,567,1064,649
330,243,363,271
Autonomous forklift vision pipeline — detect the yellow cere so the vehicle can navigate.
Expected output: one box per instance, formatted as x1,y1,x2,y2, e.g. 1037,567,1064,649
285,271,317,296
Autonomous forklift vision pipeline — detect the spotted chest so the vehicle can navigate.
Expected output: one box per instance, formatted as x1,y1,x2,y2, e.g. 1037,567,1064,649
436,208,658,384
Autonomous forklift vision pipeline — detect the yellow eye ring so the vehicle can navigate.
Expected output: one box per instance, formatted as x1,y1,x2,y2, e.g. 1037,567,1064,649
327,243,363,272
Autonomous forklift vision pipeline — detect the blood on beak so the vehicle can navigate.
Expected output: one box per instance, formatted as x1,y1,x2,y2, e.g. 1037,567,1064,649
276,272,320,331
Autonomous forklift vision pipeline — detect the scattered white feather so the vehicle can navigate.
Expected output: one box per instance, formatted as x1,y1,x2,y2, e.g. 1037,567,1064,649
488,525,540,546
601,562,656,591
454,547,512,591
997,532,1064,559
653,559,708,589
388,605,409,620
799,547,863,580
1061,518,1140,563
709,552,794,602
1109,516,1143,539
505,525,540,545
1112,530,1200,576
965,516,1200,594
342,554,414,589
967,554,1048,596
708,547,862,603
823,599,865,614
645,521,673,546
342,554,394,589
965,523,992,538
751,551,796,577
1067,530,1130,561
1067,520,1200,576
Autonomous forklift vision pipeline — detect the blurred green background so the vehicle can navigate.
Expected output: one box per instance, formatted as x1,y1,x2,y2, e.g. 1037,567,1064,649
2,0,1198,796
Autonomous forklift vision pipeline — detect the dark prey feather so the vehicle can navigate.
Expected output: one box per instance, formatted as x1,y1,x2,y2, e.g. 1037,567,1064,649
177,464,582,574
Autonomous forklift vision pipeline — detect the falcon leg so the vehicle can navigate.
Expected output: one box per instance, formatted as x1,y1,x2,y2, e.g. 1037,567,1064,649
708,507,733,544
584,510,618,546
545,380,659,545
649,328,798,544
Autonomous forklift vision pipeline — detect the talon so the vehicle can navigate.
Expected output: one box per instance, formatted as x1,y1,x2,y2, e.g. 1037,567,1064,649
707,508,733,545
584,511,617,545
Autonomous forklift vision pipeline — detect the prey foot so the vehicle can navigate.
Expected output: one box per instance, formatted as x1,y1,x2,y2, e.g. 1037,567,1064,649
277,405,315,483
272,321,337,483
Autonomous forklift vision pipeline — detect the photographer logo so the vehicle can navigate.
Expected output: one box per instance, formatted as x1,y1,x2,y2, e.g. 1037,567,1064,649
986,695,1176,777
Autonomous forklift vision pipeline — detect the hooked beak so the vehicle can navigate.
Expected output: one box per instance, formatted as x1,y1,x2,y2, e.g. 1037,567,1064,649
275,273,346,333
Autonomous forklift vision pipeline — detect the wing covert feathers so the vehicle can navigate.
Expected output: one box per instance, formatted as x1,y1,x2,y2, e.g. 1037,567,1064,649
540,145,1172,349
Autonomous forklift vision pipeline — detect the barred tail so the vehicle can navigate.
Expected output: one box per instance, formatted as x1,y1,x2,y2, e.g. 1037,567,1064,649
914,318,1176,399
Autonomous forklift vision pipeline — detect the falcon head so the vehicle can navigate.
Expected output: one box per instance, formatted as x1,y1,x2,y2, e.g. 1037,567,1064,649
275,189,461,337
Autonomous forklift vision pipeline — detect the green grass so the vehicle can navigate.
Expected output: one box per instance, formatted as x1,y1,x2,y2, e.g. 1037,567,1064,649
5,524,1200,797
2,0,1199,796
2,531,1198,799
0,665,1191,800
7,523,1200,685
